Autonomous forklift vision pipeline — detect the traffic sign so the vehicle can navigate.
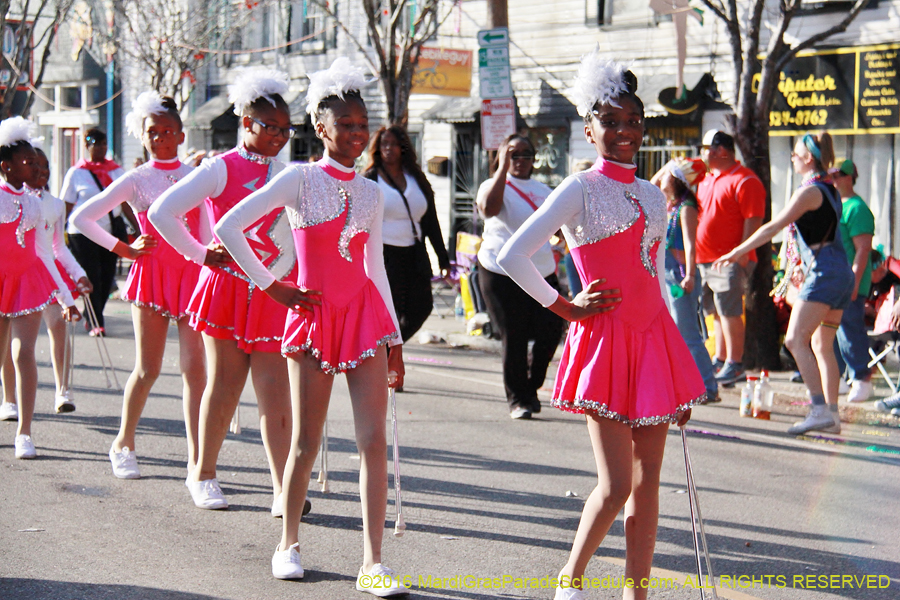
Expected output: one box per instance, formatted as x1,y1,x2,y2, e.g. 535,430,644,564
480,68,512,98
477,28,509,48
481,98,516,151
478,47,508,69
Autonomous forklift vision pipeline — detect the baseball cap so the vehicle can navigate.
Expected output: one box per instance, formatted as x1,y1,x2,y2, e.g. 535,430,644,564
828,158,857,179
701,129,734,152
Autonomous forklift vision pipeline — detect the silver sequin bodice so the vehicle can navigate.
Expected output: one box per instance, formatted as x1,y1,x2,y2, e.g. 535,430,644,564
566,170,666,277
286,165,380,262
125,162,193,213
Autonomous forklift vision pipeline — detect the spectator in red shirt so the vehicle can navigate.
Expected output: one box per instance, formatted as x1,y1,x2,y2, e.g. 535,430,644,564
696,131,765,386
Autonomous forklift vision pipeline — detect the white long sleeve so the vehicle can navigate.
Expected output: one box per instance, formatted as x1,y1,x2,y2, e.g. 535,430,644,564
149,159,226,264
363,188,402,342
70,176,136,251
44,195,86,282
498,176,585,307
34,216,74,307
215,167,300,290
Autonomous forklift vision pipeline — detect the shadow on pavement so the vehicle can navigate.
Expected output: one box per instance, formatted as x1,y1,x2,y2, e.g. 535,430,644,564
0,579,222,600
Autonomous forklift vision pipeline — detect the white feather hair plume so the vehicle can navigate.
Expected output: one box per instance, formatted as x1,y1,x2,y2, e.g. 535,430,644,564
0,117,35,149
572,48,631,117
126,91,168,139
228,69,290,116
29,136,45,151
305,57,369,121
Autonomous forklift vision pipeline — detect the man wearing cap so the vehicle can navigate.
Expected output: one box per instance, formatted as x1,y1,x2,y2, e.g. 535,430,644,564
696,131,766,385
830,158,875,402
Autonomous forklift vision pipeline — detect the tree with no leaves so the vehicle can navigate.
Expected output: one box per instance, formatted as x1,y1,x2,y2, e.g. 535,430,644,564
0,0,75,119
699,0,872,370
310,0,454,127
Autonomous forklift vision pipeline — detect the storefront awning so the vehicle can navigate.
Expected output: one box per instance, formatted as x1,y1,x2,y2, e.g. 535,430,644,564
420,96,482,123
184,95,233,130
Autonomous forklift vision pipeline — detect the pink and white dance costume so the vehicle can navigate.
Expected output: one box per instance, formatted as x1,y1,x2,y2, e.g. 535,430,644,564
216,157,400,372
31,187,87,298
150,147,296,353
71,159,206,319
498,159,705,425
0,183,75,317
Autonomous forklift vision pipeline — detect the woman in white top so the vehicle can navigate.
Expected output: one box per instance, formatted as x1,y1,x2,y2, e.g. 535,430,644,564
59,128,129,335
476,133,564,419
364,126,450,343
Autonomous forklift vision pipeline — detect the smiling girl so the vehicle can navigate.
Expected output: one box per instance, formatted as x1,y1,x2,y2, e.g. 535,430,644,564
150,70,295,514
498,52,705,600
71,92,209,479
216,58,406,596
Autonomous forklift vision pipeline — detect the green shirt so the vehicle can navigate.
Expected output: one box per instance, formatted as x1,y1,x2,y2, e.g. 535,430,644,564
839,195,875,296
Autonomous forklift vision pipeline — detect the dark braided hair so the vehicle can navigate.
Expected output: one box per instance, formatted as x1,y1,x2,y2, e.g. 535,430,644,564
583,69,644,123
313,90,365,125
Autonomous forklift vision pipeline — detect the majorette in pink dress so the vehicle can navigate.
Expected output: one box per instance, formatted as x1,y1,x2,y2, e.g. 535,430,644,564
500,159,705,426
216,158,400,374
30,187,86,299
0,184,67,317
71,160,202,319
184,148,296,353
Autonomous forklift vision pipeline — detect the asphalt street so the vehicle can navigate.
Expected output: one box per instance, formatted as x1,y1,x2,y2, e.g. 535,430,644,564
1,297,899,600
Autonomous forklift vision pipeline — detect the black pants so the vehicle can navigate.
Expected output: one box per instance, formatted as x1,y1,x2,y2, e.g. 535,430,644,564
68,233,118,328
384,244,434,343
478,260,565,411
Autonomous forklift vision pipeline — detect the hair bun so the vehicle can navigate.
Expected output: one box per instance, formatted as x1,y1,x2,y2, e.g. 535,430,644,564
623,71,638,95
161,96,177,110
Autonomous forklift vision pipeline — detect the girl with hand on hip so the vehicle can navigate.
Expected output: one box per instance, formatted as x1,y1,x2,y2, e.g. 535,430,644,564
71,92,209,479
149,70,295,514
216,58,407,597
497,52,705,600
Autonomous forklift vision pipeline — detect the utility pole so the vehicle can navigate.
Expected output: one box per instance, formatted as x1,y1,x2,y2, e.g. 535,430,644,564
487,0,507,28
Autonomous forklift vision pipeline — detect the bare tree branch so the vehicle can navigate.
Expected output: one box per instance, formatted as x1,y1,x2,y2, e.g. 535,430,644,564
773,0,872,74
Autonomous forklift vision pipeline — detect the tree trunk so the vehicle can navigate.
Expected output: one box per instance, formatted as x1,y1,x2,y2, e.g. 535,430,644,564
734,110,782,371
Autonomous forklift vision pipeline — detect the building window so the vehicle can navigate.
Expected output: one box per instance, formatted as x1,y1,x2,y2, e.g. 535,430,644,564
585,0,612,26
286,0,337,54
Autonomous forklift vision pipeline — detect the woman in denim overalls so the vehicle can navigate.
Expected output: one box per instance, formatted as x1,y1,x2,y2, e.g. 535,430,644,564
714,132,853,435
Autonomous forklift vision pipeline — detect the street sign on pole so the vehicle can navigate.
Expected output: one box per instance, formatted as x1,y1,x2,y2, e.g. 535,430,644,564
477,28,509,47
481,98,516,151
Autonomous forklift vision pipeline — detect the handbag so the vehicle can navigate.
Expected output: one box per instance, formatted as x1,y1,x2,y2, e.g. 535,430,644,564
86,169,129,243
382,170,432,277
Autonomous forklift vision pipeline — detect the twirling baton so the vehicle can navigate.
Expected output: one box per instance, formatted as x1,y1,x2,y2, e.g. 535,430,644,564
317,418,329,493
61,319,75,393
389,371,405,537
681,427,718,599
82,299,120,389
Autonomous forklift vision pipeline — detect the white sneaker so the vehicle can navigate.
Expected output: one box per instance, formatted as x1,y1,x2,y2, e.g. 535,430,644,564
189,478,228,510
356,563,409,597
788,405,840,435
847,380,873,403
109,446,141,479
838,378,850,395
554,586,587,600
54,390,75,413
0,402,18,421
271,492,283,518
14,434,36,459
271,542,304,579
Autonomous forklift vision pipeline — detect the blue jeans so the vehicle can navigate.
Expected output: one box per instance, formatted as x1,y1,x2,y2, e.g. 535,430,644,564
835,295,871,381
665,252,718,396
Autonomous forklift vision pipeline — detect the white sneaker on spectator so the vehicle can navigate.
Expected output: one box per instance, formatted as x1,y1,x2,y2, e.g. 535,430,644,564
0,402,18,421
847,380,873,403
109,446,141,479
788,405,840,435
14,434,36,459
54,390,75,413
271,542,304,579
838,378,850,395
356,563,409,597
189,478,228,509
